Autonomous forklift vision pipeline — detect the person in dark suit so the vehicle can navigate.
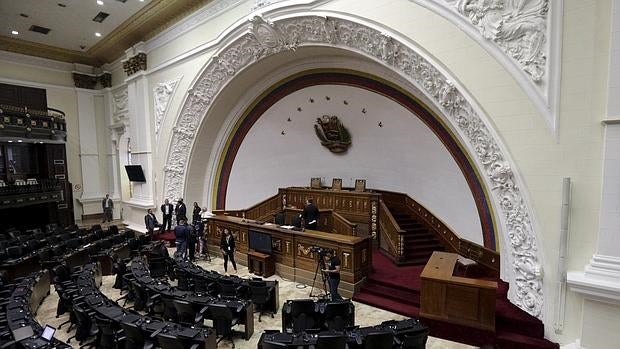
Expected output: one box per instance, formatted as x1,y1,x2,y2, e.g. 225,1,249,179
144,209,160,240
192,202,201,224
302,198,319,229
174,218,189,259
175,198,187,225
102,194,113,223
220,229,237,274
161,199,174,231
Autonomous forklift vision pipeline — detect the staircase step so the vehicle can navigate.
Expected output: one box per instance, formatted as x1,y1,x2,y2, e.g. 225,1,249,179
353,292,420,318
359,283,420,306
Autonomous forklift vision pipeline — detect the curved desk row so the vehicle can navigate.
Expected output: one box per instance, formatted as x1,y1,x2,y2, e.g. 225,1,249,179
172,257,279,314
3,270,72,349
130,257,254,339
70,263,217,349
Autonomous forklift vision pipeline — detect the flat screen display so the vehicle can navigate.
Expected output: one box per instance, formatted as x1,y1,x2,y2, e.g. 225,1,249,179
124,165,146,182
249,230,272,254
41,325,55,341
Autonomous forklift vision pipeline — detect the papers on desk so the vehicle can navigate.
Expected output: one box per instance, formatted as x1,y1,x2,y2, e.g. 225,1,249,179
280,225,295,229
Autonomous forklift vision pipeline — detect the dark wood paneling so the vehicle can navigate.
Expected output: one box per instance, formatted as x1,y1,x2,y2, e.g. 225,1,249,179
0,83,47,110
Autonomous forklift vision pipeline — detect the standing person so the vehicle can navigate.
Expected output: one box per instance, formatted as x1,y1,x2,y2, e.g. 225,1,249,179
199,207,214,257
322,249,343,301
102,194,113,223
175,198,187,225
302,198,319,229
220,229,237,274
161,199,174,232
174,218,189,259
187,222,197,261
192,202,201,225
144,209,159,240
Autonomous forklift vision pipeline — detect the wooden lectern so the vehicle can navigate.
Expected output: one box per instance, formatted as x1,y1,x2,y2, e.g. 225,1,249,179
420,251,497,331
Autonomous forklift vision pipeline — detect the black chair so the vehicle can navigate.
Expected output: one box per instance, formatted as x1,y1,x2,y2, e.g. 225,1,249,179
119,321,153,349
291,215,302,228
109,225,119,235
173,299,208,326
194,278,217,296
147,255,168,278
157,332,200,349
218,278,241,298
262,341,289,349
250,281,274,322
209,303,239,348
287,299,317,333
175,269,194,291
323,301,353,331
363,331,394,349
70,305,99,348
6,246,22,259
130,280,160,315
95,315,123,349
160,294,178,322
316,332,347,349
396,330,429,349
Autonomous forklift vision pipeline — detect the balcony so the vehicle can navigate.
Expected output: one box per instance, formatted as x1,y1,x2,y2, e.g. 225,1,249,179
0,105,67,141
0,178,63,208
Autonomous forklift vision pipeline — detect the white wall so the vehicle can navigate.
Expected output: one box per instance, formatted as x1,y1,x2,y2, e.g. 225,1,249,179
228,84,483,244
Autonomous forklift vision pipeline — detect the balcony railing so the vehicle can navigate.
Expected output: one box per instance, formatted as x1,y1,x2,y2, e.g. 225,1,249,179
0,179,63,208
0,105,67,141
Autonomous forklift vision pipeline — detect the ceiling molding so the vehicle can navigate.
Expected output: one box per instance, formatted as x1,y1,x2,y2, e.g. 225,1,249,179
0,50,75,72
0,0,214,67
0,35,96,66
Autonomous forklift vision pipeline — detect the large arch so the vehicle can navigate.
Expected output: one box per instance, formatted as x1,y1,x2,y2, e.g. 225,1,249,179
162,13,545,319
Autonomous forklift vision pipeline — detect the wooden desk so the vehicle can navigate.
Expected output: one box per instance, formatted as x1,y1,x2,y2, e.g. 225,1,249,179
247,250,275,277
420,251,497,331
206,215,372,296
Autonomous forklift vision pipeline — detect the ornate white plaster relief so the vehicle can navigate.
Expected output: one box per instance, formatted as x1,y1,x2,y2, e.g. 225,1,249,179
112,88,128,117
154,77,182,138
411,0,562,138
163,14,544,319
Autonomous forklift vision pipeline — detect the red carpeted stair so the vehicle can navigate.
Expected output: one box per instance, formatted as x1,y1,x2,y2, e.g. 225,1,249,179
153,229,176,247
353,249,559,349
390,210,445,265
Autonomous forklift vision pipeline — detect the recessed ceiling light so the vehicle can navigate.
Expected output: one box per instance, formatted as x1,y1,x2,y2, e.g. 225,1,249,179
95,32,102,37
97,0,104,5
139,0,144,2
7,140,13,143
11,30,18,35
17,140,22,143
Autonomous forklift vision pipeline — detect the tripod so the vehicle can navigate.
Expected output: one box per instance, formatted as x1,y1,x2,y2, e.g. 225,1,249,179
309,255,329,299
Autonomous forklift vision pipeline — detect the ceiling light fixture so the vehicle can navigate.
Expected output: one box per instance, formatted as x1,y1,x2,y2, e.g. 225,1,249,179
95,32,102,37
17,140,22,143
97,0,104,5
11,30,18,35
7,140,13,143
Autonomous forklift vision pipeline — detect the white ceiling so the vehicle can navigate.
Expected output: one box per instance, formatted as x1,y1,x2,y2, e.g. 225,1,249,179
0,0,152,52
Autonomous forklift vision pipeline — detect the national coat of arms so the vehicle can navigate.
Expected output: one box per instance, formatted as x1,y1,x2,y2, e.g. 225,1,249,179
314,115,351,153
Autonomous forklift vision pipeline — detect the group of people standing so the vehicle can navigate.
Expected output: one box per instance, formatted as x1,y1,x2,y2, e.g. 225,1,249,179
143,199,238,274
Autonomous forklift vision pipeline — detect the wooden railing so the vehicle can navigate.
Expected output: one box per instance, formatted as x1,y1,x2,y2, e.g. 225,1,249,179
332,211,357,236
213,193,281,221
378,199,405,261
379,190,500,274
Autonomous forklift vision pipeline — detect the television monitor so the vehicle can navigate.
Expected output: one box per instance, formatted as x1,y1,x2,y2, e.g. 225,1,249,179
125,165,146,182
41,325,56,341
249,230,272,254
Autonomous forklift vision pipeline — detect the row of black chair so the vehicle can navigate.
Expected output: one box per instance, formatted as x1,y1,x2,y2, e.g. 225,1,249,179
55,262,217,349
1,270,72,349
260,318,428,349
282,298,355,333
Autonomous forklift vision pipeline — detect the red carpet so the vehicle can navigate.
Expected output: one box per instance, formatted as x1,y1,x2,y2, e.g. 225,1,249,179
353,249,559,349
153,230,176,247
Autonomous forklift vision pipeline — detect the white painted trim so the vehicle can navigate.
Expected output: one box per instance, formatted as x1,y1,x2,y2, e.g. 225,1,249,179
568,269,620,305
0,50,75,72
0,77,74,91
122,198,156,209
410,0,563,140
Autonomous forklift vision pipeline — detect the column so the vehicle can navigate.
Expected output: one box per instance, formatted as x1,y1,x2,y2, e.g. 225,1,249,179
121,43,156,232
76,89,105,219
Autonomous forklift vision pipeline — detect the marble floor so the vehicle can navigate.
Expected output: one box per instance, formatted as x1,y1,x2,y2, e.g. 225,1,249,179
35,252,476,349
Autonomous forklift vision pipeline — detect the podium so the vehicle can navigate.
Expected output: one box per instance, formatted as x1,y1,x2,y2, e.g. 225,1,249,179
247,250,275,277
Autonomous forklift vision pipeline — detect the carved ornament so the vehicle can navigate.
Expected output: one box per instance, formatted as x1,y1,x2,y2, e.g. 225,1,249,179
164,14,544,318
154,78,181,137
122,53,147,76
72,73,98,89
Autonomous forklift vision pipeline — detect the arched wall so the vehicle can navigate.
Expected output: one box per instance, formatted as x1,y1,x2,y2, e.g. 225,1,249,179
163,13,546,320
217,71,490,247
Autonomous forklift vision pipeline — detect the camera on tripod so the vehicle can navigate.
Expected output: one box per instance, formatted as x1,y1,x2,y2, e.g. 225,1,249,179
310,245,328,256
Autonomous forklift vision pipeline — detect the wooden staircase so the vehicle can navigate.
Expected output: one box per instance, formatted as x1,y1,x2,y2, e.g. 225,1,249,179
388,208,445,265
